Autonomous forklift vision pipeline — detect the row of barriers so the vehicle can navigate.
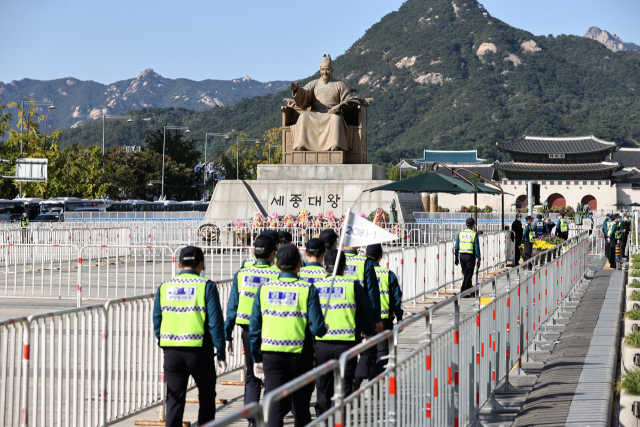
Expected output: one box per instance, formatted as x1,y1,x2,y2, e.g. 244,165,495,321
208,230,592,427
0,288,243,427
0,230,515,305
0,230,517,426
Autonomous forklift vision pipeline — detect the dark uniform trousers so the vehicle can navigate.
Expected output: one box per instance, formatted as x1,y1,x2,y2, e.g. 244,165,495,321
263,352,315,427
241,327,261,421
513,240,521,265
460,253,476,292
558,232,569,241
372,318,394,378
605,233,610,259
523,241,533,270
609,238,618,266
164,348,217,427
354,345,377,387
314,341,357,417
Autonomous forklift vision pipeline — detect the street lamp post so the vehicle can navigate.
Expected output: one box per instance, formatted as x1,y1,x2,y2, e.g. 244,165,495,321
235,138,259,180
42,104,56,148
162,126,190,200
203,133,229,201
19,100,55,196
102,113,133,183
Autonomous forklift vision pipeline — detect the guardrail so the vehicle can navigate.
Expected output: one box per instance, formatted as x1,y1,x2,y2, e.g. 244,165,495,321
1,289,241,427
204,230,590,427
0,230,595,426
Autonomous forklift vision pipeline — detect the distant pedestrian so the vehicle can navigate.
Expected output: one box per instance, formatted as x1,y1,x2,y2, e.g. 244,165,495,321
523,216,535,269
455,218,481,296
511,214,523,266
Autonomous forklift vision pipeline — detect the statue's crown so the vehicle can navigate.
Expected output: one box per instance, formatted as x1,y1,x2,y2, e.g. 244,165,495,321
320,54,332,68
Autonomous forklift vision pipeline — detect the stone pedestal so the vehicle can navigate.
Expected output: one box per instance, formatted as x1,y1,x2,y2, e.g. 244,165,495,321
205,164,424,223
257,164,386,181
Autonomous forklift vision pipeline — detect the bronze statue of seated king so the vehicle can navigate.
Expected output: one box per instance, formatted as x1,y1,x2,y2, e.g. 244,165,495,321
281,54,371,164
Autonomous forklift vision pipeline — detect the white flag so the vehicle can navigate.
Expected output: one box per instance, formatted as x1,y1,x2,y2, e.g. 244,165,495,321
342,211,398,247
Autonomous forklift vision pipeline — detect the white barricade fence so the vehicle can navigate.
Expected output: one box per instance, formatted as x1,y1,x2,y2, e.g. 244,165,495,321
381,230,513,303
0,244,80,300
79,245,174,302
204,230,590,427
0,316,29,427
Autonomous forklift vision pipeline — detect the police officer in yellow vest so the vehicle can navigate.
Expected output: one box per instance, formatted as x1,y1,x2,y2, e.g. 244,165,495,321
343,244,383,389
365,243,404,377
224,236,279,426
314,249,375,417
153,246,226,427
299,238,328,285
602,214,612,259
454,218,482,296
249,244,328,427
608,213,622,269
557,213,569,240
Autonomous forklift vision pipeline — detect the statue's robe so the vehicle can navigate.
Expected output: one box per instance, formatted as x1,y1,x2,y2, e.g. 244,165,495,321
291,78,352,151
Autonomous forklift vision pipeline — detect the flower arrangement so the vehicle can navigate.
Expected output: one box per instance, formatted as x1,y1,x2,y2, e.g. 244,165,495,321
369,208,389,226
267,211,279,228
283,213,295,228
326,211,337,227
297,208,310,227
459,205,492,213
312,210,324,228
251,211,265,228
437,206,450,212
358,211,367,218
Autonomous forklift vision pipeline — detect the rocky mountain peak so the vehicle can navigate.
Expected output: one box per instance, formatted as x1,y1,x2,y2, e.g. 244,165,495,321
583,26,640,52
136,68,163,80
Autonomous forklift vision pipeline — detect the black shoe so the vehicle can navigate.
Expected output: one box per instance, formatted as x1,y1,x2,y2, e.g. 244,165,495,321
248,422,256,427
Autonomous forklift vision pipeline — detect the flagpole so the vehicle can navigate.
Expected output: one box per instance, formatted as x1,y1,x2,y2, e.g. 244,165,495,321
324,208,351,319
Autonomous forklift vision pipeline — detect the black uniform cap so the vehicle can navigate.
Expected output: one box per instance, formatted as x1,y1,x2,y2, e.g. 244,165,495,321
525,215,533,221
536,214,542,219
276,244,301,271
254,236,276,253
306,238,325,254
179,246,204,263
323,249,345,272
278,231,293,245
319,229,338,249
366,243,383,260
466,217,475,226
260,230,279,243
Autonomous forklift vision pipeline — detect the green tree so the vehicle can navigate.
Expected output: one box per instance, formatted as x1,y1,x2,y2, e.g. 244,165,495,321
144,124,201,167
0,101,72,198
261,127,282,164
48,145,106,198
104,147,198,201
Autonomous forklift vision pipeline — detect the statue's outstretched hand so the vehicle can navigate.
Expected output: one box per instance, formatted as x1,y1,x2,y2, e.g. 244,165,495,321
290,82,299,92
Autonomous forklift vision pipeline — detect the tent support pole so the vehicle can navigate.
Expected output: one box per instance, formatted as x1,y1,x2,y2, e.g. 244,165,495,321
456,167,505,231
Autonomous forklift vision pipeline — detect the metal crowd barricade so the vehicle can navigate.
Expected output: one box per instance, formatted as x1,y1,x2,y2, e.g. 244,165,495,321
78,245,174,302
0,316,29,427
0,244,79,301
103,295,162,424
206,231,589,427
27,305,107,427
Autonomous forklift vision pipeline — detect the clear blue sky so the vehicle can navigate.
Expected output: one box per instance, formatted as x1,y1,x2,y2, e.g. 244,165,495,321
1,0,638,84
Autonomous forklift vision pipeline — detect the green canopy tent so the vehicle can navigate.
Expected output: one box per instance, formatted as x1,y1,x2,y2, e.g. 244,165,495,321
366,171,501,224
613,202,629,207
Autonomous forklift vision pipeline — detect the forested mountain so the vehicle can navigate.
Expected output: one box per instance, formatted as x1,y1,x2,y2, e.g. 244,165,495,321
0,69,288,130
59,0,640,164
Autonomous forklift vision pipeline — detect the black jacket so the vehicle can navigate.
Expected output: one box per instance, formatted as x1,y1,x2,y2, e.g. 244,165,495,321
511,219,523,244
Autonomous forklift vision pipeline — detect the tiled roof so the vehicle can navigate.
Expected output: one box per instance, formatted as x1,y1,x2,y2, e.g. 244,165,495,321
611,148,640,169
492,161,619,172
434,164,499,181
415,150,484,164
496,135,617,154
